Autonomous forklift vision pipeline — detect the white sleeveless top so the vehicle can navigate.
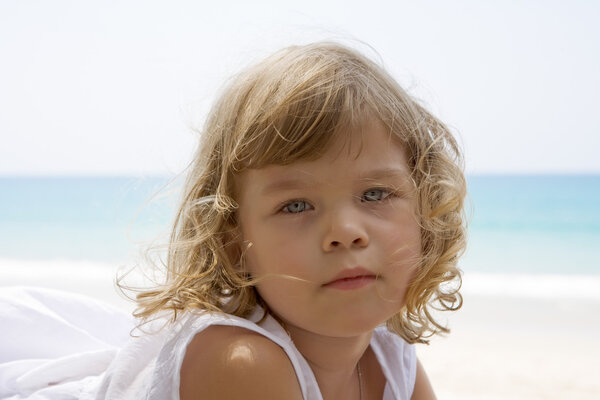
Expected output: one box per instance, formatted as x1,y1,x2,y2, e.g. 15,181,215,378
96,308,417,400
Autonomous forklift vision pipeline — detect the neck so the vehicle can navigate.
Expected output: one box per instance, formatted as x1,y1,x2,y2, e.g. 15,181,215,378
286,324,372,399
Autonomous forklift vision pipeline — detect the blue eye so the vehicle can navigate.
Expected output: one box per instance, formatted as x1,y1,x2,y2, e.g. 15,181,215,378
282,200,313,213
362,189,390,202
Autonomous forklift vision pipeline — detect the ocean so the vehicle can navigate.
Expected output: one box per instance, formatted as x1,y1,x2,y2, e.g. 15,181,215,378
1,175,599,278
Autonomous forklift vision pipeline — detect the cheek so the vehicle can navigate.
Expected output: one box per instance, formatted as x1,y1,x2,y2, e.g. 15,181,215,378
242,237,314,313
379,218,422,289
382,214,421,257
242,229,313,277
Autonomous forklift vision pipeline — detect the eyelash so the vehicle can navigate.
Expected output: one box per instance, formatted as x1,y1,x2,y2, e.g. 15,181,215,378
361,188,391,202
279,188,395,214
280,200,313,214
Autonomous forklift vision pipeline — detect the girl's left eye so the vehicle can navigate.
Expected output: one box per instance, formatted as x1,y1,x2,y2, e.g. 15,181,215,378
362,188,391,202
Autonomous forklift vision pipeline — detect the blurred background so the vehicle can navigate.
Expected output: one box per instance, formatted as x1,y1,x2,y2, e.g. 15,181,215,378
1,1,599,398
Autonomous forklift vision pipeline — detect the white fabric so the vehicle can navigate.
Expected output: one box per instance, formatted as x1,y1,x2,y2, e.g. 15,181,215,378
0,286,132,399
0,287,416,399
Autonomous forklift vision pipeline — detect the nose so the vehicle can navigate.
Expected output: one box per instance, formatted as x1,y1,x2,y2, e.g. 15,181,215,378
322,207,369,251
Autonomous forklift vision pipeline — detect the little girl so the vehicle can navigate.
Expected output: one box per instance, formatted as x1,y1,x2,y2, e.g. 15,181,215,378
99,42,467,400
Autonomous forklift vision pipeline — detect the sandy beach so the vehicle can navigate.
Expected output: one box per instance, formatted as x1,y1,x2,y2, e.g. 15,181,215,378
417,295,600,399
1,258,599,399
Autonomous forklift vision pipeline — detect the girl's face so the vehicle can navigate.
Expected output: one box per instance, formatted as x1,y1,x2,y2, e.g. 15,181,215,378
235,119,421,337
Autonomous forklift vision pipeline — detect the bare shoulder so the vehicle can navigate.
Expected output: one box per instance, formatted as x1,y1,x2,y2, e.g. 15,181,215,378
411,358,437,400
180,324,303,400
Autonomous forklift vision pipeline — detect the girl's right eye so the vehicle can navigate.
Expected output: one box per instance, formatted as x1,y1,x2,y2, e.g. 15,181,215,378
281,200,313,214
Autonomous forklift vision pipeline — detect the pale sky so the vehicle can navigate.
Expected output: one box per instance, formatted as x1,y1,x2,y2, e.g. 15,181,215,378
1,0,599,176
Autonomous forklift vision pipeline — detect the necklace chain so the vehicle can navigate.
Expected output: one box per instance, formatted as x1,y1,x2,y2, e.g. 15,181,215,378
357,360,363,400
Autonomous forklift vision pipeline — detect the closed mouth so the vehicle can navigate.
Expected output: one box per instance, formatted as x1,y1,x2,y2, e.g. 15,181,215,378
322,267,377,289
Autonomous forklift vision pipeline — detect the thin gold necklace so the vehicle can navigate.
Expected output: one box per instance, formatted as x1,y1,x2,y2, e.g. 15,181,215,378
357,360,364,400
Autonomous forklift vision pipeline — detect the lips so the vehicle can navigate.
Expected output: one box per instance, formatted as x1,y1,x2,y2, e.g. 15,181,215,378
322,267,377,290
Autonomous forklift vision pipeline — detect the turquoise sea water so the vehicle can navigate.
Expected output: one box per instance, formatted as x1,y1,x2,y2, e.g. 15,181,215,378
1,175,599,275
463,175,600,275
0,177,176,262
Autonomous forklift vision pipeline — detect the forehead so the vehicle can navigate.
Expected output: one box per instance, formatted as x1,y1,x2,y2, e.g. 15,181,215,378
325,118,406,161
234,119,411,193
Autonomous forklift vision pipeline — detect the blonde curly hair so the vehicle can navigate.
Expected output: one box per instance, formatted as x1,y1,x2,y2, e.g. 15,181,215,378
129,42,467,344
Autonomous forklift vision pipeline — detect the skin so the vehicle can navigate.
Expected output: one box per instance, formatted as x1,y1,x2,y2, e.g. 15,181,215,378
180,119,436,399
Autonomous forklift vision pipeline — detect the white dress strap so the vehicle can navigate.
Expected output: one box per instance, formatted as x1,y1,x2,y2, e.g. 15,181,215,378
370,327,417,400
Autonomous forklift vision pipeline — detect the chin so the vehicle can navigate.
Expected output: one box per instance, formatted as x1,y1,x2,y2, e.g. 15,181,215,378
321,310,395,337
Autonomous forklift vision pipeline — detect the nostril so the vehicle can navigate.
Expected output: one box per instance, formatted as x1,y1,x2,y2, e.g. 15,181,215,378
331,241,340,247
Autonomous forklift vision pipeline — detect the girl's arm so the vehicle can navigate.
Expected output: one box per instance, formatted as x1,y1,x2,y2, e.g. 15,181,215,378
411,358,437,400
180,325,303,400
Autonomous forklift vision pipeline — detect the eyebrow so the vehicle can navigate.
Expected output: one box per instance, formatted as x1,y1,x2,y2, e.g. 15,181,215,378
260,177,313,196
358,167,410,182
260,167,410,196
